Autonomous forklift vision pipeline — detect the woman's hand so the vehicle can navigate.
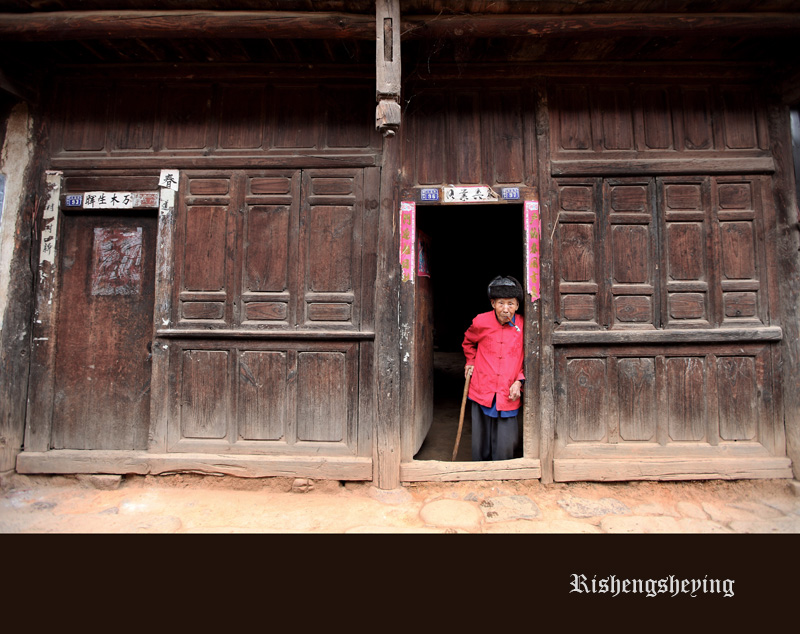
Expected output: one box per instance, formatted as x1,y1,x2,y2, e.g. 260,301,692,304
465,365,474,379
509,380,522,401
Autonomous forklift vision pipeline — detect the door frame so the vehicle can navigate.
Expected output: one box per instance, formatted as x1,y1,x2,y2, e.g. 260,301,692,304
397,188,544,482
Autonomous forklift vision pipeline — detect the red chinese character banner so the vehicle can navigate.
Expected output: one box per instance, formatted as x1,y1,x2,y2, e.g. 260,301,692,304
399,201,416,283
525,200,541,302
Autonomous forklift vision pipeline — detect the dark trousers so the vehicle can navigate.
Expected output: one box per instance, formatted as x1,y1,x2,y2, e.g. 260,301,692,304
471,401,518,461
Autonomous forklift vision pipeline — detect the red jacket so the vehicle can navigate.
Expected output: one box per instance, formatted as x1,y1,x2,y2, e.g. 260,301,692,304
462,311,525,412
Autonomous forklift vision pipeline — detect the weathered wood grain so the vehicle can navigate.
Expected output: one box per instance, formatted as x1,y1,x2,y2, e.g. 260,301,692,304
400,458,541,482
16,450,372,480
554,457,792,481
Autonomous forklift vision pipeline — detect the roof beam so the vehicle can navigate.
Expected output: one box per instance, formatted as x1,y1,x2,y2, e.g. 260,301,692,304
1,11,800,41
0,10,374,41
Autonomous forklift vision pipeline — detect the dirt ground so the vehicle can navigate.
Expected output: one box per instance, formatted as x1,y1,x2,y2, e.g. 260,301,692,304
1,469,798,534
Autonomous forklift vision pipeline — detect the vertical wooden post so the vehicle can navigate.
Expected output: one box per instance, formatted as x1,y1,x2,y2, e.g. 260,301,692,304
148,176,179,452
373,0,403,488
533,82,556,484
374,134,402,489
767,100,800,479
376,0,401,137
0,103,36,471
24,170,62,453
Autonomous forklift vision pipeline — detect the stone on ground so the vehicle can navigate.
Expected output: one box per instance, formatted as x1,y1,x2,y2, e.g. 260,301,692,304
559,497,629,519
480,495,541,522
419,498,483,531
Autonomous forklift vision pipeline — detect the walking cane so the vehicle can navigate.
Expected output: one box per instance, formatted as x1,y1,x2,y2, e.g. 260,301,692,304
452,366,473,461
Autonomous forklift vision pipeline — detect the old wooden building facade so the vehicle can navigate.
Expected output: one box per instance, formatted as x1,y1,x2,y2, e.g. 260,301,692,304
1,1,799,489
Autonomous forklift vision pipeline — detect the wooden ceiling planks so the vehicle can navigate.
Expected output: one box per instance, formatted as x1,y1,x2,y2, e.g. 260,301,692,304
0,2,797,70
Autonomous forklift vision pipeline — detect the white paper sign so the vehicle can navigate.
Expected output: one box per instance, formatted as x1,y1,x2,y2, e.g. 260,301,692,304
442,186,500,203
159,169,180,191
159,188,175,216
83,192,134,209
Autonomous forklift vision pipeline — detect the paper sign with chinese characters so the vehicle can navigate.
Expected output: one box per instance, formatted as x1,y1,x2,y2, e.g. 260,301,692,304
442,186,500,203
399,201,416,283
83,192,135,209
525,200,541,302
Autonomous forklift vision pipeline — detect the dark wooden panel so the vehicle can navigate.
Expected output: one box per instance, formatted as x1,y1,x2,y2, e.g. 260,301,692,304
112,84,156,150
244,205,289,293
273,86,318,148
724,292,757,318
667,356,706,441
556,85,591,150
412,92,446,186
640,86,673,150
718,181,753,210
719,221,756,279
250,176,292,195
181,301,224,320
162,84,212,150
559,223,595,282
188,178,230,196
721,87,758,149
667,223,705,281
180,350,228,439
60,83,109,152
296,351,347,442
717,356,758,441
307,303,352,321
617,357,656,441
218,84,264,149
609,183,648,212
453,92,482,184
559,184,594,211
51,215,155,450
611,225,650,284
183,205,227,291
310,175,355,197
306,205,354,293
664,182,703,211
238,351,287,441
488,91,524,184
566,358,606,442
244,302,288,321
597,86,633,150
681,87,713,150
669,293,706,320
614,295,652,323
562,295,595,322
325,85,371,149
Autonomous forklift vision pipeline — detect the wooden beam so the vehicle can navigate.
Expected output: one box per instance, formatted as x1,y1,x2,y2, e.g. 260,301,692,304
0,10,375,41
401,13,800,39
2,11,800,41
16,450,373,480
400,458,541,482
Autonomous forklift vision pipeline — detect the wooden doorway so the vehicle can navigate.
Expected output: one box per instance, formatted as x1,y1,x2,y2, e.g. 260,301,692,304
408,203,526,463
50,212,156,450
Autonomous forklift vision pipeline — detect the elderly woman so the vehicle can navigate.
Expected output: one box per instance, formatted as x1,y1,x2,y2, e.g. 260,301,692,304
462,275,525,461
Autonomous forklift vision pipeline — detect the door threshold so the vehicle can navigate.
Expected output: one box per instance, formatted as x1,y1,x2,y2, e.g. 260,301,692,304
400,457,541,482
16,449,372,480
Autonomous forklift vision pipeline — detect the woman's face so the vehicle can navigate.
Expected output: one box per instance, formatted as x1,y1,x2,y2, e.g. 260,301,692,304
490,297,519,325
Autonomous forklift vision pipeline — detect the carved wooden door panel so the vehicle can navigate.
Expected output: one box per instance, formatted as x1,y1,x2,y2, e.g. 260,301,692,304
552,175,789,480
51,213,156,450
167,168,374,456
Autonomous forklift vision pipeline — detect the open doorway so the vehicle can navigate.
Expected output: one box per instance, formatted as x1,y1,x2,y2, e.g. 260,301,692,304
412,203,525,462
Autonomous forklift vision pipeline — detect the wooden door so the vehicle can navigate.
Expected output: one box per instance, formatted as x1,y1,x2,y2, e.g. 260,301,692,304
167,168,376,457
550,175,789,480
51,213,156,450
411,230,434,456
